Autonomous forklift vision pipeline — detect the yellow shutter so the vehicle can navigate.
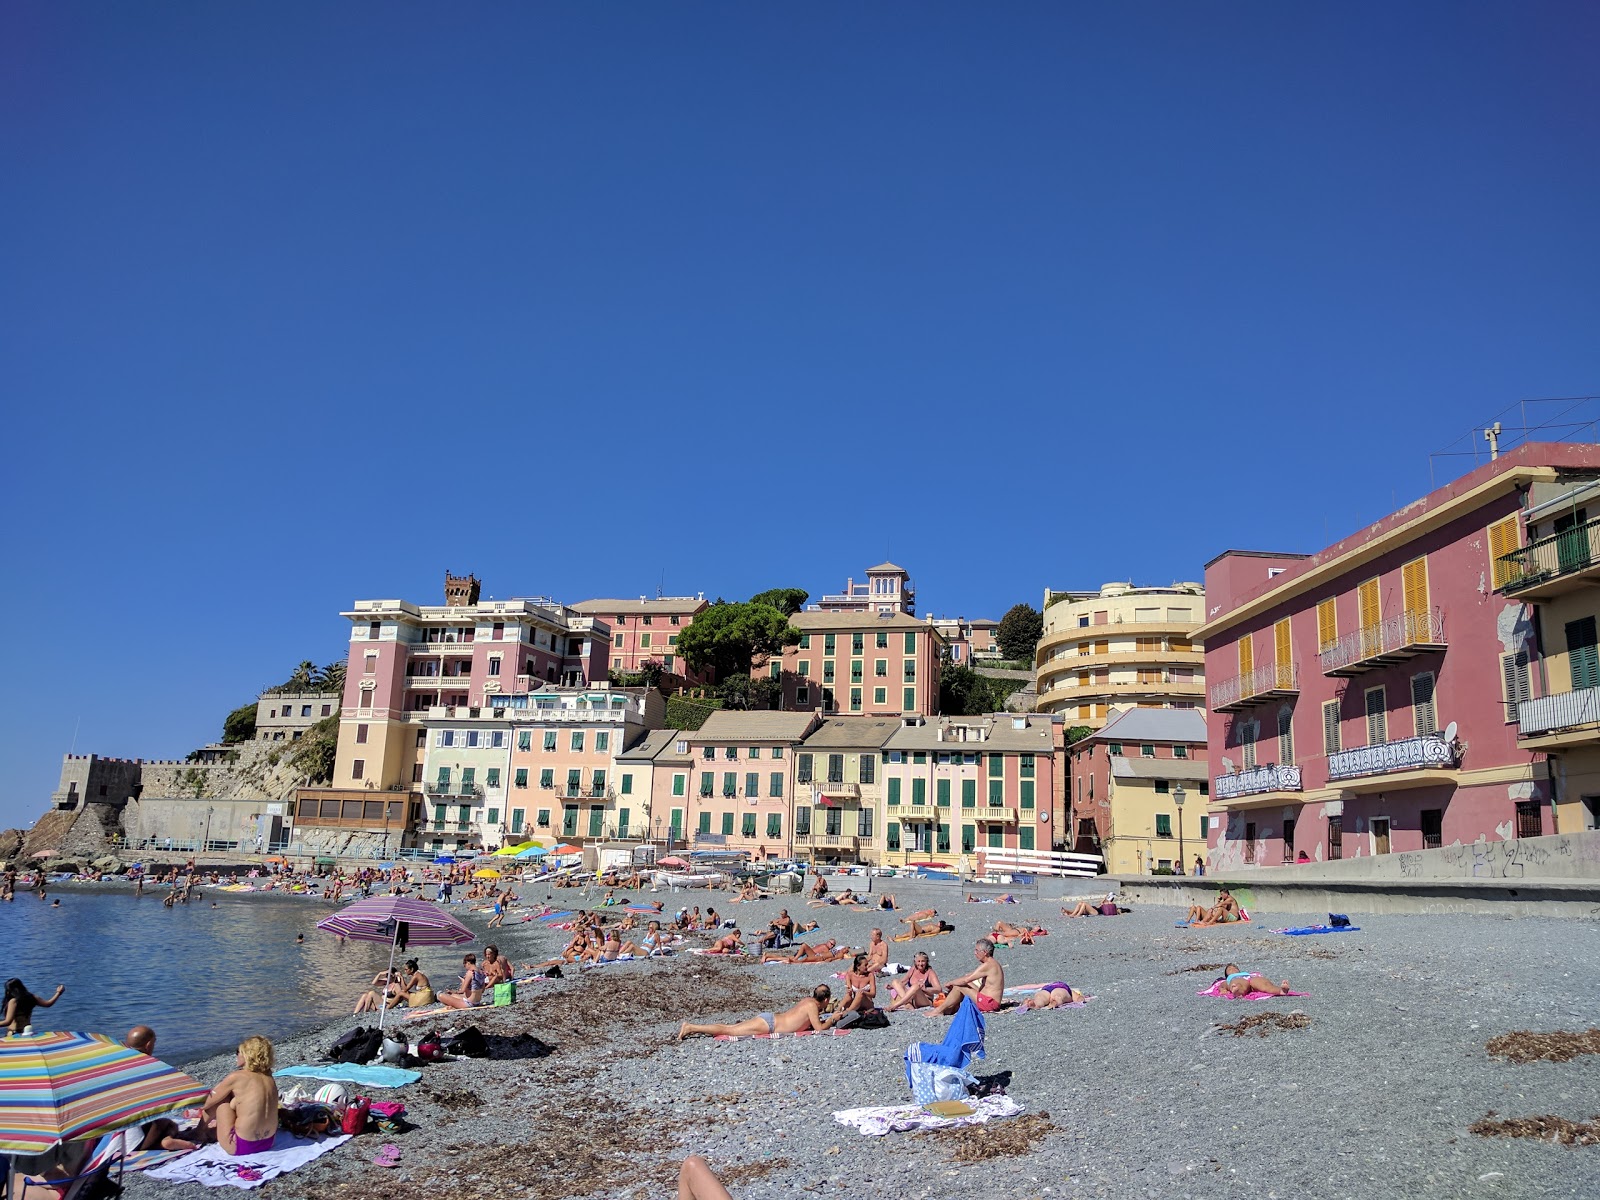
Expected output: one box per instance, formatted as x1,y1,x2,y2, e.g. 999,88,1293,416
1316,598,1338,653
1357,578,1382,658
1402,557,1429,616
1487,516,1519,589
1274,618,1292,689
1238,635,1254,679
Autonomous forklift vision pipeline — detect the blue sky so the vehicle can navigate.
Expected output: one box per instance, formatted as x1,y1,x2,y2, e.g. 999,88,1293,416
3,3,1597,827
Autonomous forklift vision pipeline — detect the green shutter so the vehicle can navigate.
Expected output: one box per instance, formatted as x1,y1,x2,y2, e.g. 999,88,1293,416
988,754,1003,777
767,812,782,838
1021,781,1035,809
912,778,926,805
1019,826,1035,850
721,811,734,836
961,779,976,808
1569,617,1600,690
936,779,951,807
961,824,975,852
620,773,633,795
989,779,1003,805
888,778,901,806
887,822,901,851
903,687,916,711
698,811,711,834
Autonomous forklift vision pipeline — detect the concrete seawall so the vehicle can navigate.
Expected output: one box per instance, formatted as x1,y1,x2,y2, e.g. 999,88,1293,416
1102,874,1600,919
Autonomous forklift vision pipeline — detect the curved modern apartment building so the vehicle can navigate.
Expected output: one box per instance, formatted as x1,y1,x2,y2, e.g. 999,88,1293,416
1035,583,1207,727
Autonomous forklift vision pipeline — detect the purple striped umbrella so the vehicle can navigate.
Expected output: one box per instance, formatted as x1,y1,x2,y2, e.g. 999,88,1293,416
316,897,475,1030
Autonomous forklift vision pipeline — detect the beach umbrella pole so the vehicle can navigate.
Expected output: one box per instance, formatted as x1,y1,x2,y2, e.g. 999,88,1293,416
377,925,399,1034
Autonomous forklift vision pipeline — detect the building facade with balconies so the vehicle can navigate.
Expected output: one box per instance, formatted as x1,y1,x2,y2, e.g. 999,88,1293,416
684,710,822,860
813,561,916,615
1066,708,1208,874
1197,444,1600,870
881,714,1058,869
571,596,709,683
1034,583,1206,726
794,718,899,866
255,693,339,742
1491,467,1600,833
614,730,695,848
774,611,945,717
926,616,1001,666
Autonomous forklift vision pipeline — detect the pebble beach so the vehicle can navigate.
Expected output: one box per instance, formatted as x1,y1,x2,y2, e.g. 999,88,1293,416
109,879,1600,1199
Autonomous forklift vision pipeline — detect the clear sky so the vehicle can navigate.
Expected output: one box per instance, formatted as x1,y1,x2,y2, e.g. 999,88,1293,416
3,3,1597,827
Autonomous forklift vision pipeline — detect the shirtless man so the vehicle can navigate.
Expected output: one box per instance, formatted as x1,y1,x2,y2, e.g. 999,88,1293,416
895,909,946,940
754,910,797,950
202,1037,280,1156
933,938,1005,1015
864,928,888,975
678,984,849,1040
760,938,848,964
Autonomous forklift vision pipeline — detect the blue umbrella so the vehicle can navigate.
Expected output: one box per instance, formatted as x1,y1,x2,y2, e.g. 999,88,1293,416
516,846,548,859
432,855,456,865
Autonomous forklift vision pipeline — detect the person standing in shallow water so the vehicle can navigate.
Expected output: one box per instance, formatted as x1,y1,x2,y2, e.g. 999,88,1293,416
3,977,65,1035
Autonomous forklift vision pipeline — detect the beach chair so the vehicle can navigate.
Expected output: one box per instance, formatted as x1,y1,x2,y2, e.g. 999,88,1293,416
3,1136,112,1200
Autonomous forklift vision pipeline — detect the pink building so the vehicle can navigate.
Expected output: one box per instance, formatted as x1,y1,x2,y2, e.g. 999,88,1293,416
1197,444,1600,870
769,611,945,717
815,562,916,615
684,711,822,860
927,616,1000,666
571,596,710,683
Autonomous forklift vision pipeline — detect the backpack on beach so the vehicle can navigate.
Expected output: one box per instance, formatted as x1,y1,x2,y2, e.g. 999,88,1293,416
442,1026,488,1058
329,1027,384,1065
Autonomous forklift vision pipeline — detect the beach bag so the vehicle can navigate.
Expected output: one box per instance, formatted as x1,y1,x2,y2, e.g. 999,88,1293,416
329,1026,381,1064
854,1008,891,1030
1329,913,1351,928
443,1026,488,1058
540,965,564,979
341,1096,370,1136
908,1063,977,1105
493,981,517,1007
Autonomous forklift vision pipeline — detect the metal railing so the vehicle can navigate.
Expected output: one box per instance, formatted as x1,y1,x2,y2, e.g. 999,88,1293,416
1212,763,1303,801
425,783,483,799
1209,662,1300,710
1496,514,1600,593
1519,687,1600,736
1318,607,1447,674
1327,732,1458,781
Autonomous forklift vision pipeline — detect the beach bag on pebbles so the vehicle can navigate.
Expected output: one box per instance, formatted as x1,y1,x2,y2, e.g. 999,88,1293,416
329,1027,383,1064
908,1063,978,1105
443,1026,489,1058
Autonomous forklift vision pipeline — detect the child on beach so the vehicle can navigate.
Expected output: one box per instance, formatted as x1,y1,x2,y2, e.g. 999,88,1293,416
201,1036,280,1156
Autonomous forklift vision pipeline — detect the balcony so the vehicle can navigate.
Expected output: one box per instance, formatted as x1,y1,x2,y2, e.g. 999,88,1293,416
817,781,861,803
1518,687,1600,746
1210,663,1301,713
1036,679,1206,707
1319,608,1447,677
797,831,856,848
1327,732,1459,786
970,805,1018,824
425,782,483,799
1495,515,1600,599
1212,763,1303,803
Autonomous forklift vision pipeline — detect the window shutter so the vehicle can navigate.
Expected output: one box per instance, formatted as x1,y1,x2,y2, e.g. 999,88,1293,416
1501,651,1530,717
1567,618,1600,691
1322,699,1342,755
1357,578,1381,631
1277,708,1294,764
1241,720,1257,769
1238,636,1254,679
1273,618,1292,688
1402,557,1430,618
1411,673,1437,736
1365,687,1388,745
1316,598,1337,652
1488,516,1520,589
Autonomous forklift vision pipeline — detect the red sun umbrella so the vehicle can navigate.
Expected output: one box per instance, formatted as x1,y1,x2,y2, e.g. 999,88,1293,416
552,844,580,855
908,862,952,869
656,856,689,868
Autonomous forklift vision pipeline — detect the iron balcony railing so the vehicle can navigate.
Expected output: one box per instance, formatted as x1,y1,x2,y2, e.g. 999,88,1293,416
1210,663,1300,711
1327,732,1458,781
425,782,483,799
1495,514,1600,594
1518,687,1600,736
1212,763,1303,801
1319,607,1447,675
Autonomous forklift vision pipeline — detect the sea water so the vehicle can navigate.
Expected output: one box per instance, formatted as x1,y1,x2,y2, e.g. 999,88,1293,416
0,886,409,1064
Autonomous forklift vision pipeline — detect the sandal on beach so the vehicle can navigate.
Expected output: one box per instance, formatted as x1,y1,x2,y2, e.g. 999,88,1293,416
373,1144,402,1168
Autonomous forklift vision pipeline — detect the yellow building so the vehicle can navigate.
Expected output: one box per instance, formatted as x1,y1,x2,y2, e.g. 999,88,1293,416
1494,475,1600,833
1035,583,1206,728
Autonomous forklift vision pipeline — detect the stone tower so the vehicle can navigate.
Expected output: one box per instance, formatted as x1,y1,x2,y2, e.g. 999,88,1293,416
445,571,481,607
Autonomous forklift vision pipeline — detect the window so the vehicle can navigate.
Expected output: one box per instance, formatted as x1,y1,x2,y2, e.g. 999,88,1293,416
351,758,365,780
771,746,783,759
364,652,377,674
490,731,504,749
914,752,927,765
1020,781,1035,809
850,687,862,712
564,768,580,795
796,805,811,835
904,631,916,653
1277,708,1294,764
769,772,783,797
824,633,836,655
1421,808,1443,849
539,768,554,789
962,779,976,808
1357,576,1381,645
1569,617,1600,691
1322,700,1341,755
823,661,835,683
912,778,926,806
1282,817,1296,861
1173,745,1188,759
887,822,901,851
852,632,863,654
356,723,369,744
1411,672,1437,737
620,773,633,795
746,771,759,796
887,778,901,806
797,686,810,706
960,823,975,852
570,732,584,752
722,772,737,796
466,731,480,749
511,808,524,833
300,704,312,717
698,811,711,834
514,768,528,789
1328,816,1343,859
321,704,331,716
1501,649,1531,719
939,825,953,853
721,812,735,836
517,730,531,751
488,657,501,676
672,773,685,797
698,773,713,798
797,754,813,783
1200,814,1209,837
742,812,756,837
614,633,624,648
1237,634,1253,680
543,731,557,751
596,731,609,753
1021,753,1035,778
936,779,951,807
984,826,999,849
859,754,875,784
767,812,782,838
903,659,916,682
1365,687,1387,745
537,807,551,828
1155,778,1170,794
874,687,887,705
668,635,678,646
485,767,501,789
640,633,651,648
989,778,1003,805
875,658,887,677
798,661,810,677
903,687,916,710
799,633,811,649
1109,742,1122,755
876,631,888,648
1316,597,1338,653
485,806,499,826
1019,826,1035,851
770,661,781,679
1488,515,1520,589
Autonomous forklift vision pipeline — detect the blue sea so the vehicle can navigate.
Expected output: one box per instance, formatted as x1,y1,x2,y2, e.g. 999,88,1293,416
0,886,423,1064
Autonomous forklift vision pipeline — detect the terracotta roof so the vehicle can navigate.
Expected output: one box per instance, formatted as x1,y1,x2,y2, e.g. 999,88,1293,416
571,598,707,616
692,710,821,743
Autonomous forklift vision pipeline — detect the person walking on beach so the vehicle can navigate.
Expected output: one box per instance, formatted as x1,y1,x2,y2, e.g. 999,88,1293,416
933,938,1005,1015
677,985,851,1041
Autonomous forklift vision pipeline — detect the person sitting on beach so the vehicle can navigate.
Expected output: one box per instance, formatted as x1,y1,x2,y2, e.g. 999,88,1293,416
353,969,398,1014
1023,982,1087,1009
838,954,878,1024
201,1036,280,1157
4,977,65,1035
641,920,676,955
809,872,828,901
1214,963,1292,997
878,893,897,911
482,945,512,986
887,951,942,1010
117,1027,202,1153
990,919,1044,946
397,960,435,1008
932,938,1005,1015
706,906,723,929
754,910,797,950
1188,890,1241,927
677,984,851,1041
439,954,488,1008
865,927,888,975
760,938,848,964
706,930,743,955
735,880,760,903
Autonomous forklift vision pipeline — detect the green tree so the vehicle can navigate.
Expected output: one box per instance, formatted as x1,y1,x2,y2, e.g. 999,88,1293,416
751,675,784,710
314,660,347,694
676,599,801,679
747,588,809,617
222,702,258,744
938,666,1022,716
1066,725,1095,746
717,673,753,710
996,603,1044,663
290,716,340,784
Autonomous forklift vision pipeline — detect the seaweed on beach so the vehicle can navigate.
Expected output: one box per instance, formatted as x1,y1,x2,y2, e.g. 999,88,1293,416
1485,1029,1600,1064
1470,1111,1600,1146
1215,1011,1311,1038
1167,962,1227,975
920,1112,1056,1162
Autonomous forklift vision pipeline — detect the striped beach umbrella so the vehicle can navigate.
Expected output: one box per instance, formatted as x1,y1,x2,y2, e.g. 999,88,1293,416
0,1032,209,1154
315,896,475,1031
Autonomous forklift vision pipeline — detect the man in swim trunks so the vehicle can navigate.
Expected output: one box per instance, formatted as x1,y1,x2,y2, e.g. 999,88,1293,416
754,910,797,950
677,984,849,1040
865,928,888,975
201,1036,279,1156
933,937,1005,1015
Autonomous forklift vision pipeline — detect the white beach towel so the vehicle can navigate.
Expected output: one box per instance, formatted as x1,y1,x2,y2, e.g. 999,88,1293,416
832,1094,1023,1136
144,1133,350,1189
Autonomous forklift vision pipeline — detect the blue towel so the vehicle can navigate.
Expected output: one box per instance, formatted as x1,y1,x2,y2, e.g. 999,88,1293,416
1278,925,1361,936
276,1063,421,1088
904,996,986,1087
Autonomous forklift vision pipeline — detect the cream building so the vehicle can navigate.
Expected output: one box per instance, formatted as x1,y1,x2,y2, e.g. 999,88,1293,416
1035,583,1206,728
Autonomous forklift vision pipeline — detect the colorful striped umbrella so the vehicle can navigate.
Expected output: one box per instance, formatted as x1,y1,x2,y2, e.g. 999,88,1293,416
315,896,475,1031
0,1032,210,1154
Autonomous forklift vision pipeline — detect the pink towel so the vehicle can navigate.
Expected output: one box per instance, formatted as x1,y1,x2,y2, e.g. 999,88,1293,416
1198,982,1309,1000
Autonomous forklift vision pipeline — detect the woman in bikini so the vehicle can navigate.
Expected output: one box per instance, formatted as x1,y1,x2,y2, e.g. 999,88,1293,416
1214,964,1291,996
990,919,1044,946
439,954,488,1008
888,951,942,1011
761,938,847,964
839,953,878,1020
201,1036,280,1157
1023,982,1087,1009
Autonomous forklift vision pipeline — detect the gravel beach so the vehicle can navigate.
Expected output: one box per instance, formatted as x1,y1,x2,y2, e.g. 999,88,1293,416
119,880,1600,1199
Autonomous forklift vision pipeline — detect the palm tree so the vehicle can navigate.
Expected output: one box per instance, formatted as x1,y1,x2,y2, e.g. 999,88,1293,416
314,661,347,694
286,660,317,692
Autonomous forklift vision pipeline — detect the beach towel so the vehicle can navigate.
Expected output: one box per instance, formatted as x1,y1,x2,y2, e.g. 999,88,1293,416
1198,982,1310,1001
1274,924,1360,936
276,1064,421,1088
833,1094,1023,1136
712,1028,853,1041
1175,911,1252,928
144,1133,350,1190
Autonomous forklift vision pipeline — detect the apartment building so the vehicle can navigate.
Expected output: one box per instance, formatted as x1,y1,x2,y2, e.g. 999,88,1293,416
1066,708,1208,874
773,611,945,717
684,711,822,860
1035,583,1206,726
815,561,916,615
927,616,1000,666
255,693,338,742
880,713,1058,869
329,573,612,798
1492,468,1600,832
794,718,899,866
570,596,709,682
613,730,695,848
1199,443,1600,870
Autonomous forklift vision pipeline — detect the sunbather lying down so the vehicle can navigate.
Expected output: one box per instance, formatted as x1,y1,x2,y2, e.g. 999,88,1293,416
1023,983,1086,1009
1063,895,1124,918
894,911,954,941
1213,963,1291,996
990,920,1045,945
761,938,849,963
677,984,853,1040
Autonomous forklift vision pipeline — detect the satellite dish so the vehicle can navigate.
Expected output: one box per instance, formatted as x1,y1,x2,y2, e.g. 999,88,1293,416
1443,721,1458,743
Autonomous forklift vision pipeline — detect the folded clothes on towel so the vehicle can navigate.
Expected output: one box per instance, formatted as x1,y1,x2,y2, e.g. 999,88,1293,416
833,1094,1023,1136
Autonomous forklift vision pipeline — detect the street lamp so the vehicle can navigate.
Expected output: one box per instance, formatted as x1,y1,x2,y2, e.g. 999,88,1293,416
1173,784,1186,876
